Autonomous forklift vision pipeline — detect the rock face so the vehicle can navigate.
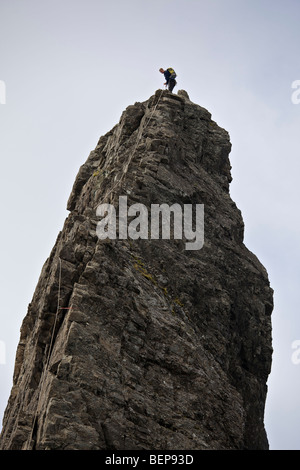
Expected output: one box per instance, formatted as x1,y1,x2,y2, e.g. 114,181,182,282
0,90,273,450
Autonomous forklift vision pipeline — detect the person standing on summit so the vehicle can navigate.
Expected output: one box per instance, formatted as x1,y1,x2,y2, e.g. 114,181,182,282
159,67,177,92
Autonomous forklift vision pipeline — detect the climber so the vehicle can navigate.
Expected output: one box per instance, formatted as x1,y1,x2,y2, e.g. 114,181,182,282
159,67,177,92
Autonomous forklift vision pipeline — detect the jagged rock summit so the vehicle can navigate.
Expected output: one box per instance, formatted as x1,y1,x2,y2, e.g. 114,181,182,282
0,89,273,450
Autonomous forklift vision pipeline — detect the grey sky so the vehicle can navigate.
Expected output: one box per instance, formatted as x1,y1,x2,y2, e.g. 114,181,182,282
1,0,300,450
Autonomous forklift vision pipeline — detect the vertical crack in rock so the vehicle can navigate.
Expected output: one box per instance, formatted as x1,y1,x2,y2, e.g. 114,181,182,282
0,90,273,450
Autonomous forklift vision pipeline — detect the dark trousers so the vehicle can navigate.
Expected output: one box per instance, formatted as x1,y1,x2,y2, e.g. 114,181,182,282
168,79,177,92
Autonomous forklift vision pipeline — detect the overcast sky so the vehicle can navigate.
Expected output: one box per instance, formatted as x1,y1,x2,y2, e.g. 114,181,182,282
1,0,300,450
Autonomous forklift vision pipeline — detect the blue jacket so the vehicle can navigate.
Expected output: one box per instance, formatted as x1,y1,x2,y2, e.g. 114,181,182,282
164,69,172,84
164,68,176,84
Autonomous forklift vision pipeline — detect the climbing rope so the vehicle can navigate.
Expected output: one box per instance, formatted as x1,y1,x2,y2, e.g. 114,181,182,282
46,257,62,371
98,88,165,205
123,88,164,175
26,257,62,450
24,90,166,449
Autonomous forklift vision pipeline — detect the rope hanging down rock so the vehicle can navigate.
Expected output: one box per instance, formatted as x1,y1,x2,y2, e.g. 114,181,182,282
101,88,164,204
26,89,165,449
26,257,62,450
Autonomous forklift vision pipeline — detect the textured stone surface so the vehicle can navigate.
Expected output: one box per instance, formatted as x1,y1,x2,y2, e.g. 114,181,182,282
0,89,273,450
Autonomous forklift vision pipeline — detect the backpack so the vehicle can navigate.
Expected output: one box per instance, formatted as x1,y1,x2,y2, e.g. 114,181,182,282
167,67,177,79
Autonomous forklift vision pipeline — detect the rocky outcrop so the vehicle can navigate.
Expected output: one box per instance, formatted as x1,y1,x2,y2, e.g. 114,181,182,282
0,89,273,450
